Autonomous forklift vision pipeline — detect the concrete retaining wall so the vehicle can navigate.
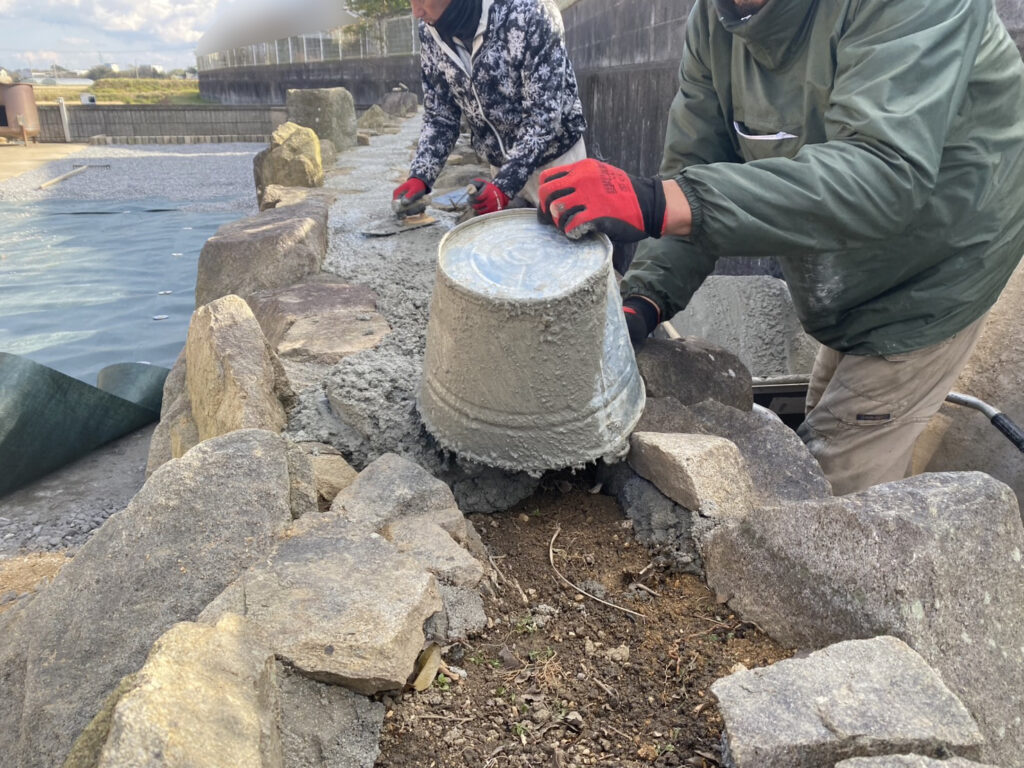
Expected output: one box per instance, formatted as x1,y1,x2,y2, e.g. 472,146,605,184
198,57,422,109
36,105,288,143
565,0,693,176
192,0,1023,173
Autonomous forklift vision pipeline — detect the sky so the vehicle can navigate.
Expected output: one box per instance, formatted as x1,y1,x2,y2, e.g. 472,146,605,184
0,0,240,73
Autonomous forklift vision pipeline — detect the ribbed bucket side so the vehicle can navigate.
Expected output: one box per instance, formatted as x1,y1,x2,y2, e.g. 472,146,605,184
419,211,645,473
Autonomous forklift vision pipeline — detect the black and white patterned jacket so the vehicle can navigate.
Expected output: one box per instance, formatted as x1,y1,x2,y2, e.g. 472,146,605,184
409,0,587,199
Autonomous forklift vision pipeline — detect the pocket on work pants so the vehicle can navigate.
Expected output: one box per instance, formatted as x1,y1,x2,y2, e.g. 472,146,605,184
797,322,984,494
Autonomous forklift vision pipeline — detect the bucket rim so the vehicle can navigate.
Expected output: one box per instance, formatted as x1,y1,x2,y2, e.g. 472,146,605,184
436,209,613,306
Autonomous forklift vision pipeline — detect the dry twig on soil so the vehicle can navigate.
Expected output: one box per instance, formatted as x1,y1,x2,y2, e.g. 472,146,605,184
548,526,646,620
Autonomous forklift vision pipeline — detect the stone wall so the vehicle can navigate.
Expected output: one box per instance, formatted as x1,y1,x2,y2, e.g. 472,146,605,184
36,105,288,143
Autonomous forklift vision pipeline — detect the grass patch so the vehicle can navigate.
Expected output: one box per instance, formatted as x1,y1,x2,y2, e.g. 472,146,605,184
31,79,205,105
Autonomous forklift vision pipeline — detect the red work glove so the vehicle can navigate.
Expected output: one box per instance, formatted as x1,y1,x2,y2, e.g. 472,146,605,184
538,158,667,242
393,177,428,207
468,178,510,215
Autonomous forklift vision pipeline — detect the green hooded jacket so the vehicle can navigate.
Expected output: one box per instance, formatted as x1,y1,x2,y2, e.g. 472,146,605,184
621,0,1024,355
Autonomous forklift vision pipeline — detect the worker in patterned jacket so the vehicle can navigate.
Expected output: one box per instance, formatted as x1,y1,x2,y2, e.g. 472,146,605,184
392,0,587,217
537,0,1024,496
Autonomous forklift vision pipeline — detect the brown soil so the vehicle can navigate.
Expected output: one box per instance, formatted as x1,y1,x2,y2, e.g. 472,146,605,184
0,552,68,615
376,489,790,768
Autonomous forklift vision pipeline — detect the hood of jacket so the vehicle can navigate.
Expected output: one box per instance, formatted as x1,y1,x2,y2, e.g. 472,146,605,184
713,0,819,69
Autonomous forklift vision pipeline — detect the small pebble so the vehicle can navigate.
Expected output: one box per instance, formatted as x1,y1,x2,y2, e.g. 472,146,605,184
152,315,169,321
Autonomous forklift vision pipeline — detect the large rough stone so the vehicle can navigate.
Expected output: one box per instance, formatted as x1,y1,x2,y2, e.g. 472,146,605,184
704,472,1024,767
185,294,291,442
253,122,324,208
247,280,391,366
836,757,1000,768
63,674,138,768
145,350,193,475
712,636,984,768
258,184,338,213
331,452,461,530
196,203,327,307
96,615,281,768
278,663,384,768
319,138,337,169
691,399,831,502
284,439,318,520
357,104,391,133
634,397,830,503
670,275,819,378
379,90,419,117
382,516,486,588
201,512,441,695
917,260,1024,508
628,431,754,519
286,87,357,152
0,429,295,768
296,441,357,503
635,337,753,411
635,395,704,434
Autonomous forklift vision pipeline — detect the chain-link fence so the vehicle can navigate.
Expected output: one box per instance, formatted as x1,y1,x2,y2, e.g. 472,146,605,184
197,15,420,71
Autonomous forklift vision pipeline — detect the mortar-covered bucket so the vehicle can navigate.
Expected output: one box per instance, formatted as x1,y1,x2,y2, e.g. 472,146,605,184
419,209,645,473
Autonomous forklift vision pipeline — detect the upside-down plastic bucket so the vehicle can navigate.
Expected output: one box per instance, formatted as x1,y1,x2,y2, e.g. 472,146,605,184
419,209,645,473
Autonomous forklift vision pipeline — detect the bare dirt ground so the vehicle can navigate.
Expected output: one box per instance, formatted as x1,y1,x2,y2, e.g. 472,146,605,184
376,487,790,768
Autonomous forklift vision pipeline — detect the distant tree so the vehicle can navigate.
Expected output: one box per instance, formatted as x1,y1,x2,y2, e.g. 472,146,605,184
347,0,409,18
86,63,115,80
136,65,164,79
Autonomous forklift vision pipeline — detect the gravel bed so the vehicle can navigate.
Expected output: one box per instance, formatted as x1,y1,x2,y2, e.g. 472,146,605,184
0,143,263,213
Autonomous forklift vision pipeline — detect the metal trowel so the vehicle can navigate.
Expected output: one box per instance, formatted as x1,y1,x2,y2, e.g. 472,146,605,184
361,197,438,237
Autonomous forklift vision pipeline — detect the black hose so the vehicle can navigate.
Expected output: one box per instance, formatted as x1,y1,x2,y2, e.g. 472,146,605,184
946,391,1024,454
991,413,1024,453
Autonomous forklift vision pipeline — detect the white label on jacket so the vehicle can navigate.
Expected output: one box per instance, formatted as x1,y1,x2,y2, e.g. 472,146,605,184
733,120,798,141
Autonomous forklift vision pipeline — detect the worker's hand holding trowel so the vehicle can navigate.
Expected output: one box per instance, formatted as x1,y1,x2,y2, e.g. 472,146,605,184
392,177,429,215
362,178,438,237
467,178,510,215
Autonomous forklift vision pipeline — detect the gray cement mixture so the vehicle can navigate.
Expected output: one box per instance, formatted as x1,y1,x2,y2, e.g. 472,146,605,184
283,117,544,512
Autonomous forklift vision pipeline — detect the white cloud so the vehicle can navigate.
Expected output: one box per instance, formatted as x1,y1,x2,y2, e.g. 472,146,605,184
0,0,230,69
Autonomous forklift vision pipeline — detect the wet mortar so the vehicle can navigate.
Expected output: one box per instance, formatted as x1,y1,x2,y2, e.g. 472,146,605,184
289,116,547,512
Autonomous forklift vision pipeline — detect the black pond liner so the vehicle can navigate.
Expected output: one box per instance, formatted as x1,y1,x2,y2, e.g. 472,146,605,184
0,353,168,497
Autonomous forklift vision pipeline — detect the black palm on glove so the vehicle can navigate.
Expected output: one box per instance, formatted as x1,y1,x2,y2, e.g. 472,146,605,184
622,296,661,347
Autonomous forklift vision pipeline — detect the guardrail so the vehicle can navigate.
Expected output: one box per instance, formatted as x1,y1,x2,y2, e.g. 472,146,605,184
196,16,420,72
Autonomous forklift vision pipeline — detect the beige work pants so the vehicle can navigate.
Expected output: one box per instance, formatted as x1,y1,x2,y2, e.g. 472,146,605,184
796,315,987,496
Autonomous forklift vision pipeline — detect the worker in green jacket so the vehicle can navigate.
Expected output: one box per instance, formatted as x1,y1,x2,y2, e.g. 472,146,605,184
537,0,1024,495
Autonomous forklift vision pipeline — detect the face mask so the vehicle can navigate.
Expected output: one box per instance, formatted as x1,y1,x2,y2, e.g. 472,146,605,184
434,0,483,44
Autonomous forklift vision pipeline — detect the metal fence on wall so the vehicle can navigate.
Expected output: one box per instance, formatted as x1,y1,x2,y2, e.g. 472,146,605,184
197,16,420,71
